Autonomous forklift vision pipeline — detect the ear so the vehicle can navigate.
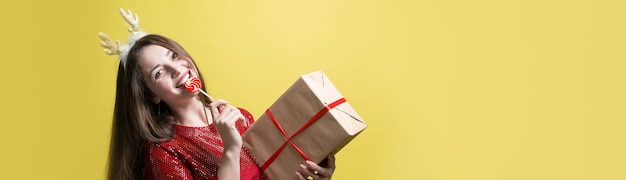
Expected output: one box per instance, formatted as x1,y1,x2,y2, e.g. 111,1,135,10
153,98,161,104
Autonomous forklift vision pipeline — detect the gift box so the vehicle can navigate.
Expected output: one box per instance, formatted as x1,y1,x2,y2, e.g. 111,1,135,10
242,70,367,180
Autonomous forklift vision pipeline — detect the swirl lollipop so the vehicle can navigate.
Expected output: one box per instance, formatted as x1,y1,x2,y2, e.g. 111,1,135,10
184,76,202,92
184,77,216,102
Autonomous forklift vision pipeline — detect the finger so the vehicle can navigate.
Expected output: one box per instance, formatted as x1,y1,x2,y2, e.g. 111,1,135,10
300,163,321,179
222,108,244,126
215,108,234,123
327,154,336,169
227,105,238,113
210,99,229,108
217,104,234,115
229,107,245,121
209,104,220,119
235,109,248,127
295,172,306,180
209,100,228,116
221,110,239,125
304,160,326,177
225,106,243,121
215,104,227,113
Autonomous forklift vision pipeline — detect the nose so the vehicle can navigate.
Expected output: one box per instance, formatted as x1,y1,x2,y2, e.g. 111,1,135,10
164,63,184,79
171,67,183,79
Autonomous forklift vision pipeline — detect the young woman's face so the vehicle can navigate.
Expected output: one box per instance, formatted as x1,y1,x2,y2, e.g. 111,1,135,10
138,45,198,104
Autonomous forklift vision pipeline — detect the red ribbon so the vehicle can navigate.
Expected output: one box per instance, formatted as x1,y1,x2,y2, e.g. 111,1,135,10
260,98,347,171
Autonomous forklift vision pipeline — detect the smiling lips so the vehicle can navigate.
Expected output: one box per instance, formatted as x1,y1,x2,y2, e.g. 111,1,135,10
176,71,191,88
173,71,201,92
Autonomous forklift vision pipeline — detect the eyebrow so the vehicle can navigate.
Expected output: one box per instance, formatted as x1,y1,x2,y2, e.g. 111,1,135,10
165,50,171,59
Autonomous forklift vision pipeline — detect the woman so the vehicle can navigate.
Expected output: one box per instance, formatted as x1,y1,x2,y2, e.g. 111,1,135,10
101,9,335,180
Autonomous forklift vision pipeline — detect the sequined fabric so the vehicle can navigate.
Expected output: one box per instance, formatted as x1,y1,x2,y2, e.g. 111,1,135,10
143,108,268,180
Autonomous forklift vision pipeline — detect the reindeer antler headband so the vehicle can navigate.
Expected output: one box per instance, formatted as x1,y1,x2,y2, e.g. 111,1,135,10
98,8,148,68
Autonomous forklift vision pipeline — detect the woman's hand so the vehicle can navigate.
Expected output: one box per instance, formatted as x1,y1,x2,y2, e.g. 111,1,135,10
296,154,336,180
210,99,245,150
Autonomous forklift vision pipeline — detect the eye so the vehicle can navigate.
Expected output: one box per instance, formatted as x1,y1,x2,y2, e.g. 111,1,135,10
155,69,164,79
172,52,178,59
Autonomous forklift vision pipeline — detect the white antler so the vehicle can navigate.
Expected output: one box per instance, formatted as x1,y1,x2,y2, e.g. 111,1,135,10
119,8,142,33
98,32,122,55
97,8,147,67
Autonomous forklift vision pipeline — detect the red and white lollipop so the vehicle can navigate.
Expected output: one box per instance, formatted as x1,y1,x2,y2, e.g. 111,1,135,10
184,76,202,92
184,77,216,102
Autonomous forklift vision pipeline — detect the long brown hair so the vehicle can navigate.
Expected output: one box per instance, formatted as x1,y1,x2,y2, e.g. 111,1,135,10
107,34,212,180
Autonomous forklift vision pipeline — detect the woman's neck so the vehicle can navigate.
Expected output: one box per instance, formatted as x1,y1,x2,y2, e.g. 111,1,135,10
169,97,213,127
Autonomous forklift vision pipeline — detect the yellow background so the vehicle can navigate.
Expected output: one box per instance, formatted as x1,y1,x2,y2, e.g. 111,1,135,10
1,0,625,179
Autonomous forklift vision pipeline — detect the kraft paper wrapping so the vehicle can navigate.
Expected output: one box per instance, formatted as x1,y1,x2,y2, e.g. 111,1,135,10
242,71,367,180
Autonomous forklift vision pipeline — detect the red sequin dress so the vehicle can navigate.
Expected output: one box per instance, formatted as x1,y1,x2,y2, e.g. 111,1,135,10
143,108,268,180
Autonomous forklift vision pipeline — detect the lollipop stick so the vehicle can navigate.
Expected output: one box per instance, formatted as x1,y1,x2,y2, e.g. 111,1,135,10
197,89,216,102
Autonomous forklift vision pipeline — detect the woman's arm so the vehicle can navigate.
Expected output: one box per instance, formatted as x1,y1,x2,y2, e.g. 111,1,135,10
218,142,242,180
211,100,245,180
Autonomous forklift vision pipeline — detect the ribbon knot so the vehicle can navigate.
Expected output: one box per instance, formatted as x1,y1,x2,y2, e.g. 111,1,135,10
260,98,347,170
